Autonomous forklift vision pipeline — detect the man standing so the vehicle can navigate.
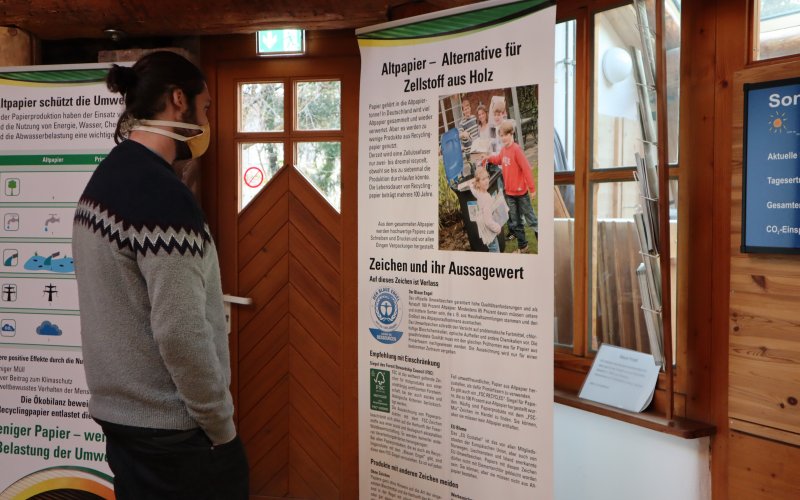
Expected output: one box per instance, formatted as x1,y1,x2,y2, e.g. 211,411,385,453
72,51,248,499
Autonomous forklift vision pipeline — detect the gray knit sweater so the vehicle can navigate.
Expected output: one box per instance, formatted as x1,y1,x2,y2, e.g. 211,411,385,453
72,140,235,445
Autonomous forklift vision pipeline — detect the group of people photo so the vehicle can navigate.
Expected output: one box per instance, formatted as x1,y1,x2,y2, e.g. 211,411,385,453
437,86,540,255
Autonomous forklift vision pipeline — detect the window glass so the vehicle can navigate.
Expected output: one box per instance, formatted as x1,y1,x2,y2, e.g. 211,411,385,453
667,178,678,365
239,142,284,211
589,180,651,353
295,142,342,211
665,0,681,164
755,0,800,60
593,4,651,169
296,80,341,131
555,20,577,172
555,182,575,347
438,95,459,139
554,19,577,348
239,82,284,132
589,179,677,363
609,1,680,164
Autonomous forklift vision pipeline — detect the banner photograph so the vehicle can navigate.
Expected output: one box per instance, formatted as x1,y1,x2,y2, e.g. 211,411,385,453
357,0,555,498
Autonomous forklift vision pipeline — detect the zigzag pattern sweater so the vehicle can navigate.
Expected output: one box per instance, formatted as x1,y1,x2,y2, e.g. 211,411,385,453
72,140,235,444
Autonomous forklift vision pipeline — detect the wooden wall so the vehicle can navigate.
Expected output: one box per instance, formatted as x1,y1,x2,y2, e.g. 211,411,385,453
726,57,800,498
235,167,345,497
0,27,38,66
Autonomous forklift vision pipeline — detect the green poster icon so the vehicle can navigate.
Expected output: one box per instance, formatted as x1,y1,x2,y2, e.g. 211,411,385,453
370,369,391,413
5,178,20,196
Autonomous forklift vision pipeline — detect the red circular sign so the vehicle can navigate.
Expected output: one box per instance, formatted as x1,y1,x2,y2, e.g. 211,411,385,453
243,166,265,188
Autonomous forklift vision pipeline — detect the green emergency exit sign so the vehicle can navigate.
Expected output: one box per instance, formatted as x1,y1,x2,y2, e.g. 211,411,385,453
257,29,305,56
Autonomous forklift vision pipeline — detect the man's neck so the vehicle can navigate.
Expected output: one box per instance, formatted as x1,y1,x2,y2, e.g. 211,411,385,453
128,130,176,164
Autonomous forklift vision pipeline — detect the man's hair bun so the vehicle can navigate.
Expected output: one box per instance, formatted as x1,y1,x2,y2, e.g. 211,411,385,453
106,64,138,94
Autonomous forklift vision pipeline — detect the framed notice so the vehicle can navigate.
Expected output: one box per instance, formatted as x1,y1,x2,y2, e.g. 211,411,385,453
742,77,800,254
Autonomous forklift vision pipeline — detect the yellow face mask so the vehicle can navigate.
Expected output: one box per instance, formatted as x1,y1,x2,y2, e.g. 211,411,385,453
132,119,210,159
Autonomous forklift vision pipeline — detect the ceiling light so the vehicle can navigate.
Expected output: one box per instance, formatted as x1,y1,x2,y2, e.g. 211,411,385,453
103,29,127,42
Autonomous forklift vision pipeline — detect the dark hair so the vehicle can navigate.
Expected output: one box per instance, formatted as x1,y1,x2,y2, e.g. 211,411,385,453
475,104,488,125
107,51,206,143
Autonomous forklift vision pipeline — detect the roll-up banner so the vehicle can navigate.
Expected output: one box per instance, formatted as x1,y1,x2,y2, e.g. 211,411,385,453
0,64,120,498
357,1,555,498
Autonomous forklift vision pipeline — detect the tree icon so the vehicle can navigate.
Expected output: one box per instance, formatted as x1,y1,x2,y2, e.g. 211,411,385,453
5,179,19,196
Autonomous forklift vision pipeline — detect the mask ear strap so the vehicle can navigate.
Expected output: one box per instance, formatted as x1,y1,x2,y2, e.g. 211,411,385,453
138,119,203,131
131,125,190,142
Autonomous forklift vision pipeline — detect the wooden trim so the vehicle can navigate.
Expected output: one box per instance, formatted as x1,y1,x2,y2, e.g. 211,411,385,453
338,56,361,500
749,0,760,63
746,51,800,70
730,418,800,448
554,171,575,184
572,6,590,358
677,0,716,426
711,1,750,498
586,167,636,182
655,0,675,421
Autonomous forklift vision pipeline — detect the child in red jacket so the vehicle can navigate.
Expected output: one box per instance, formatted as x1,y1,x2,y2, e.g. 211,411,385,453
483,120,538,253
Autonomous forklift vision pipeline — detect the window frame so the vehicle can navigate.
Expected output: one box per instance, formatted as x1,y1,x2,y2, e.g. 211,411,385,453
554,0,696,428
751,0,800,62
234,76,345,212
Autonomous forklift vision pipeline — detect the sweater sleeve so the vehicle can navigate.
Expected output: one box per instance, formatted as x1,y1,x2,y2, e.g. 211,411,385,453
485,151,502,166
136,231,236,445
482,203,502,234
515,144,536,193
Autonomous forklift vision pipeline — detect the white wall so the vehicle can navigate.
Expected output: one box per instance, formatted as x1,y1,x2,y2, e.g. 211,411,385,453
595,15,638,121
554,404,711,500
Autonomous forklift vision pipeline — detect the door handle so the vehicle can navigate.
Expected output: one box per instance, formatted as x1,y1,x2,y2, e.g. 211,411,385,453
222,294,253,305
222,295,252,334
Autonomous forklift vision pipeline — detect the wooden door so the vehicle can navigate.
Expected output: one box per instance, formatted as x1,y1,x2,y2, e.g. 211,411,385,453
215,56,359,499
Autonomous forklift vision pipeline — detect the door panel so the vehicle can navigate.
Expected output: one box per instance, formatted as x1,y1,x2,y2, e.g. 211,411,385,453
216,56,358,498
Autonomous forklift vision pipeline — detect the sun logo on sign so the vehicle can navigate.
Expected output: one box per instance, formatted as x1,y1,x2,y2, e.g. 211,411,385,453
769,111,787,133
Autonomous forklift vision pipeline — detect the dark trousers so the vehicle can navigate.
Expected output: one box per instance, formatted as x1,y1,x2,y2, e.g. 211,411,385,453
101,422,249,500
505,192,538,248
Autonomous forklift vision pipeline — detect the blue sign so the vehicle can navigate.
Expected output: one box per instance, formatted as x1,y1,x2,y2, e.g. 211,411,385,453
743,78,800,253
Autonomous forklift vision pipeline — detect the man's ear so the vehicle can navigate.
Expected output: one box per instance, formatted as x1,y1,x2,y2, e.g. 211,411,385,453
171,88,188,113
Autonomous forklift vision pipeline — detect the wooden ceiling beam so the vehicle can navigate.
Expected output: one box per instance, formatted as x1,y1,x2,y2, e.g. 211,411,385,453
1,0,478,40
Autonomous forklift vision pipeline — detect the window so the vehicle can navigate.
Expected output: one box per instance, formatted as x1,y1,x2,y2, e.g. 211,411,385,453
236,79,343,211
554,1,682,411
554,19,576,348
240,142,284,208
294,141,342,210
754,0,800,60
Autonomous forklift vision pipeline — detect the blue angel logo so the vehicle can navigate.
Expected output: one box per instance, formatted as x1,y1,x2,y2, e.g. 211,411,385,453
369,288,403,344
375,294,398,326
